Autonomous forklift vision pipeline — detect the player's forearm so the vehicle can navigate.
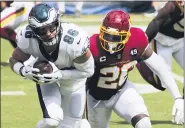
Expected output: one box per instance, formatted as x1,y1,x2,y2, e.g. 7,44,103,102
145,13,165,42
145,21,160,42
61,69,93,79
9,48,30,76
61,55,94,79
9,57,24,76
144,52,182,99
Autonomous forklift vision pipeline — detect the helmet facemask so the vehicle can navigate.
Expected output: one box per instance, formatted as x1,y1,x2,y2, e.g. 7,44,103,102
32,20,61,46
99,26,131,54
99,10,132,54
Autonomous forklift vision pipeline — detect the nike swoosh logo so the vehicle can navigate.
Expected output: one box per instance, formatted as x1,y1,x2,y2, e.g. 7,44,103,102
77,38,81,44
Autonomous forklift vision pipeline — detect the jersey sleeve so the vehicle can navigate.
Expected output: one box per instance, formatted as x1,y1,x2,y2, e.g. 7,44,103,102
136,28,149,56
73,34,90,59
69,25,90,59
16,26,32,54
90,34,99,58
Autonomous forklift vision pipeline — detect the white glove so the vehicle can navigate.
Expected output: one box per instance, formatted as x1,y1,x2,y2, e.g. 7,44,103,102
36,61,63,85
21,57,41,82
172,98,184,125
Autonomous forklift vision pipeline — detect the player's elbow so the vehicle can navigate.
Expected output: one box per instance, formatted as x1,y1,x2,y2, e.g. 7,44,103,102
144,52,169,75
144,52,172,80
86,66,94,78
74,54,95,78
86,57,95,78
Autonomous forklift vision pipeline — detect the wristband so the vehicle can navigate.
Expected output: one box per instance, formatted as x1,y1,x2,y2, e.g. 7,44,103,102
13,62,24,76
175,97,183,100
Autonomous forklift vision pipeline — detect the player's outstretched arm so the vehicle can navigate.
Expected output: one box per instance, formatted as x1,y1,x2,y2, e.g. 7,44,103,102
142,46,182,99
141,46,184,125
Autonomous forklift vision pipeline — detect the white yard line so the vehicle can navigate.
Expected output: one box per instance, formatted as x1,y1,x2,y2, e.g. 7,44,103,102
1,91,26,96
173,73,184,83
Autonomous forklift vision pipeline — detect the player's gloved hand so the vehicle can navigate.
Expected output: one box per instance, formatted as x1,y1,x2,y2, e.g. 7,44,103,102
36,61,63,85
20,57,41,82
172,98,184,125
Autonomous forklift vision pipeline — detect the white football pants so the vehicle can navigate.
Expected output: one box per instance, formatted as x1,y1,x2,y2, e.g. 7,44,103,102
87,80,150,128
35,83,86,128
154,38,184,70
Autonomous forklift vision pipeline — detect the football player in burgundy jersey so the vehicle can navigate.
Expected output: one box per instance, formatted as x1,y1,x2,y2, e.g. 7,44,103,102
86,10,184,128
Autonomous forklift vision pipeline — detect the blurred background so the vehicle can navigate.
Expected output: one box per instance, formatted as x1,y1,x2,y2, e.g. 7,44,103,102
45,1,165,17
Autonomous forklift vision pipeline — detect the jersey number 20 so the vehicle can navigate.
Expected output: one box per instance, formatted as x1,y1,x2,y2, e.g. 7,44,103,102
97,66,128,89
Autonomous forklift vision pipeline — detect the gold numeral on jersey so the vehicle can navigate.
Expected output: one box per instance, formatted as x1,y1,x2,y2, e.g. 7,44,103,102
97,66,127,89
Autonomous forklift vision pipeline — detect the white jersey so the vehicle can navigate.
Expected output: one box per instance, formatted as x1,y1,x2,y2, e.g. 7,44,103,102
16,23,90,91
1,2,34,29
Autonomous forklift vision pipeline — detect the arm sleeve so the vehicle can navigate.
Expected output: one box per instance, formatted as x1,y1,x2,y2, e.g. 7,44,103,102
144,52,182,99
145,2,175,42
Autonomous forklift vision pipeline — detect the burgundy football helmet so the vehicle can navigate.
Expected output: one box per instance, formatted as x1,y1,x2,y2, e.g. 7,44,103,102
99,10,131,53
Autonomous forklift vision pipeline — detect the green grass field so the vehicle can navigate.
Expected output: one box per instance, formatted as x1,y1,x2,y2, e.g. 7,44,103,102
1,14,184,128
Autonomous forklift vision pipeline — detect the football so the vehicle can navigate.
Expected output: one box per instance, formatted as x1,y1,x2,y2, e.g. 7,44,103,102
33,61,53,74
136,61,166,91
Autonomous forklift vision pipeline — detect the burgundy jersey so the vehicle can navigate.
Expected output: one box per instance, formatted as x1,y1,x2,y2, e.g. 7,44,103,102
87,27,149,100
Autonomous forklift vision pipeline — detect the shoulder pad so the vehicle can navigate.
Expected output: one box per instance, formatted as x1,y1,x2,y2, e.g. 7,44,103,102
16,25,34,51
62,23,90,59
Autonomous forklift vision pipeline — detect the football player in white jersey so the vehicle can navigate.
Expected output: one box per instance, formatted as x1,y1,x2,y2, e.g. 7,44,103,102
9,3,94,128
